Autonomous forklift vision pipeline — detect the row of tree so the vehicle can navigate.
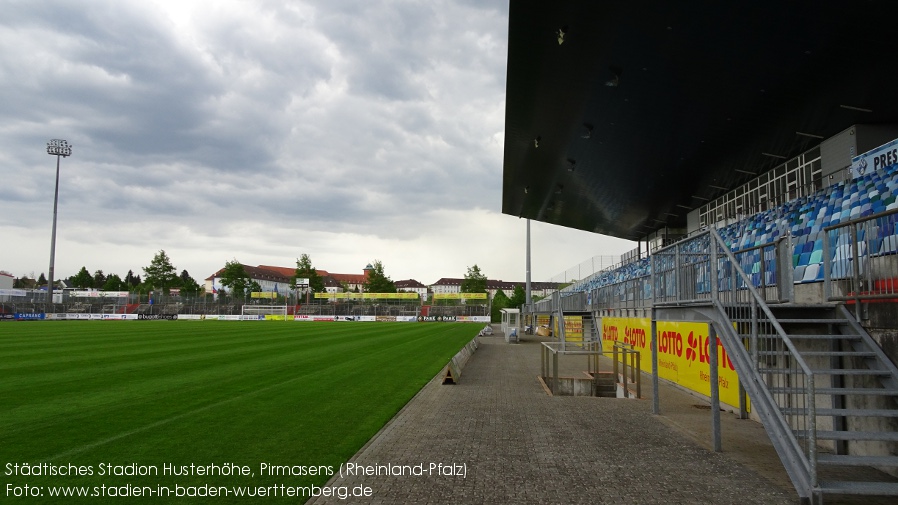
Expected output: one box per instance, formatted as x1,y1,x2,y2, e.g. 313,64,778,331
9,252,525,316
11,250,201,295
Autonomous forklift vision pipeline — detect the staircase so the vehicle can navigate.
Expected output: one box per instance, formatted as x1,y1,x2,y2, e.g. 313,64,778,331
715,299,898,503
700,228,898,503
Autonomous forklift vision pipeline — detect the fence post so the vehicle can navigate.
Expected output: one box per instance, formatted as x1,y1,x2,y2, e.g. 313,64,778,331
709,324,722,452
823,229,832,301
710,231,719,302
651,309,660,414
674,246,681,302
553,349,559,396
850,224,862,321
613,344,619,396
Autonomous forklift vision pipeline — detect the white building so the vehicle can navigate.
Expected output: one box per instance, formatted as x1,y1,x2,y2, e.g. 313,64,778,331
395,279,428,298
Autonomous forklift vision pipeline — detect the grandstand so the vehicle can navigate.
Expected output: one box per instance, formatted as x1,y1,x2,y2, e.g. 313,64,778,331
567,161,898,295
502,2,898,503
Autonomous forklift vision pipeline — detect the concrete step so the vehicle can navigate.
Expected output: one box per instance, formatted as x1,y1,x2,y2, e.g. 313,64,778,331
780,407,898,417
817,480,898,496
758,368,891,376
769,387,898,396
751,333,861,340
817,454,898,467
794,430,898,442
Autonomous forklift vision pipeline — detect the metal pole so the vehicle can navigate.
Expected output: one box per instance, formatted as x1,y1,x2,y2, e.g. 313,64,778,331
526,219,532,307
48,153,61,308
552,350,558,395
709,324,722,452
651,312,660,414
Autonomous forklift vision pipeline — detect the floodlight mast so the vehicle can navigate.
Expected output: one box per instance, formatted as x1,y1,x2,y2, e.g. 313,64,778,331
46,139,72,309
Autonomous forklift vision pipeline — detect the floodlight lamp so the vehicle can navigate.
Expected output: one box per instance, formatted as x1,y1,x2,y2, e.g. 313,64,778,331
47,139,72,157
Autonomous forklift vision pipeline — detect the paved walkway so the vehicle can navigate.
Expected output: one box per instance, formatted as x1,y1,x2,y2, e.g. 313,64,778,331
310,331,810,504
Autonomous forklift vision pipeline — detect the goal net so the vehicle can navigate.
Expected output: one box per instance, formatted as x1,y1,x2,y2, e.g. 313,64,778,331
241,304,288,320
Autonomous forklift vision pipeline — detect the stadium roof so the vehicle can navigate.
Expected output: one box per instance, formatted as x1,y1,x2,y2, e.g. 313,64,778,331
502,0,898,241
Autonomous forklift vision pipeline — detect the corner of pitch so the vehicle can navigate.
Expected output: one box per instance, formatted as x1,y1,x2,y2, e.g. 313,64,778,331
429,463,466,478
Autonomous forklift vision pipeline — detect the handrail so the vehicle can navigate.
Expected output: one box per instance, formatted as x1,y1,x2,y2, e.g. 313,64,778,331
708,228,818,489
612,342,641,399
709,229,814,376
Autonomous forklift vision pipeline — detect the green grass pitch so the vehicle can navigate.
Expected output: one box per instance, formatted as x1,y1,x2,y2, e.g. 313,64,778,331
1,321,479,503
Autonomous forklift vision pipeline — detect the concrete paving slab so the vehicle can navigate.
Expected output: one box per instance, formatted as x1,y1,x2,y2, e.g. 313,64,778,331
311,332,805,504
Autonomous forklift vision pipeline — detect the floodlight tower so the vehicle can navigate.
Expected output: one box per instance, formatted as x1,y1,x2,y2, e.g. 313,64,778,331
46,139,72,308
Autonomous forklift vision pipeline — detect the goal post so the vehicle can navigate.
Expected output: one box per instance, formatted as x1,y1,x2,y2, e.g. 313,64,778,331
241,304,289,320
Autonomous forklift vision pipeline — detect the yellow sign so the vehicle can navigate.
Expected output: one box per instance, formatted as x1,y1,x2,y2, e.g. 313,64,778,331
432,293,488,300
554,315,583,342
314,292,418,300
251,292,278,299
601,317,745,409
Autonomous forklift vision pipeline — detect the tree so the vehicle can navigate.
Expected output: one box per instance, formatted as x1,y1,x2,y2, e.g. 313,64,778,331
143,250,179,294
179,270,201,296
491,289,510,323
508,285,526,308
362,260,396,293
37,273,47,286
218,260,251,299
291,254,324,293
93,270,107,289
461,264,487,293
71,267,93,288
103,274,125,291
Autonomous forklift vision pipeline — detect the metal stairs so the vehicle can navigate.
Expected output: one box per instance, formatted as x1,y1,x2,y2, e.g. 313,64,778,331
719,302,898,503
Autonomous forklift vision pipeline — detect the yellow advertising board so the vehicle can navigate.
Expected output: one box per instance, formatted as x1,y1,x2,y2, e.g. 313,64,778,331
314,292,418,300
251,292,278,299
600,317,744,409
432,293,488,300
553,315,584,342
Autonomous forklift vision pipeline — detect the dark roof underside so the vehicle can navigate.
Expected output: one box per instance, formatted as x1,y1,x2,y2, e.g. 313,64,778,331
502,0,898,240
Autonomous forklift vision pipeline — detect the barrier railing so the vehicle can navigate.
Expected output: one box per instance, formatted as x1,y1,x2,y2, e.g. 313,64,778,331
823,208,898,310
540,341,602,396
612,342,641,398
705,228,818,497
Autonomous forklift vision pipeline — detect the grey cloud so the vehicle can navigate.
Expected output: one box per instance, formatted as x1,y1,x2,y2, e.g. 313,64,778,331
1,0,534,282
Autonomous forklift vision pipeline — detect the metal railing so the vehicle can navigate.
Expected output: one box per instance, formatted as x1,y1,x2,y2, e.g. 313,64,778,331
705,228,818,496
588,229,818,496
540,340,602,396
590,229,790,311
823,208,898,308
612,342,641,398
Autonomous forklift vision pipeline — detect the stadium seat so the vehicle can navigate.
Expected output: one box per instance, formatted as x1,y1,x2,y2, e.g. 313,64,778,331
801,264,820,283
809,249,823,264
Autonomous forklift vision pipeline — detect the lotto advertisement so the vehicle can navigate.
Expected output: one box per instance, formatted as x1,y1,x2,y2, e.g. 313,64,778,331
601,317,744,408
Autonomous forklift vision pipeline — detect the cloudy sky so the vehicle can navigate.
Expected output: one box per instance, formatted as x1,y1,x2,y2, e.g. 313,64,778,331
1,0,634,286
